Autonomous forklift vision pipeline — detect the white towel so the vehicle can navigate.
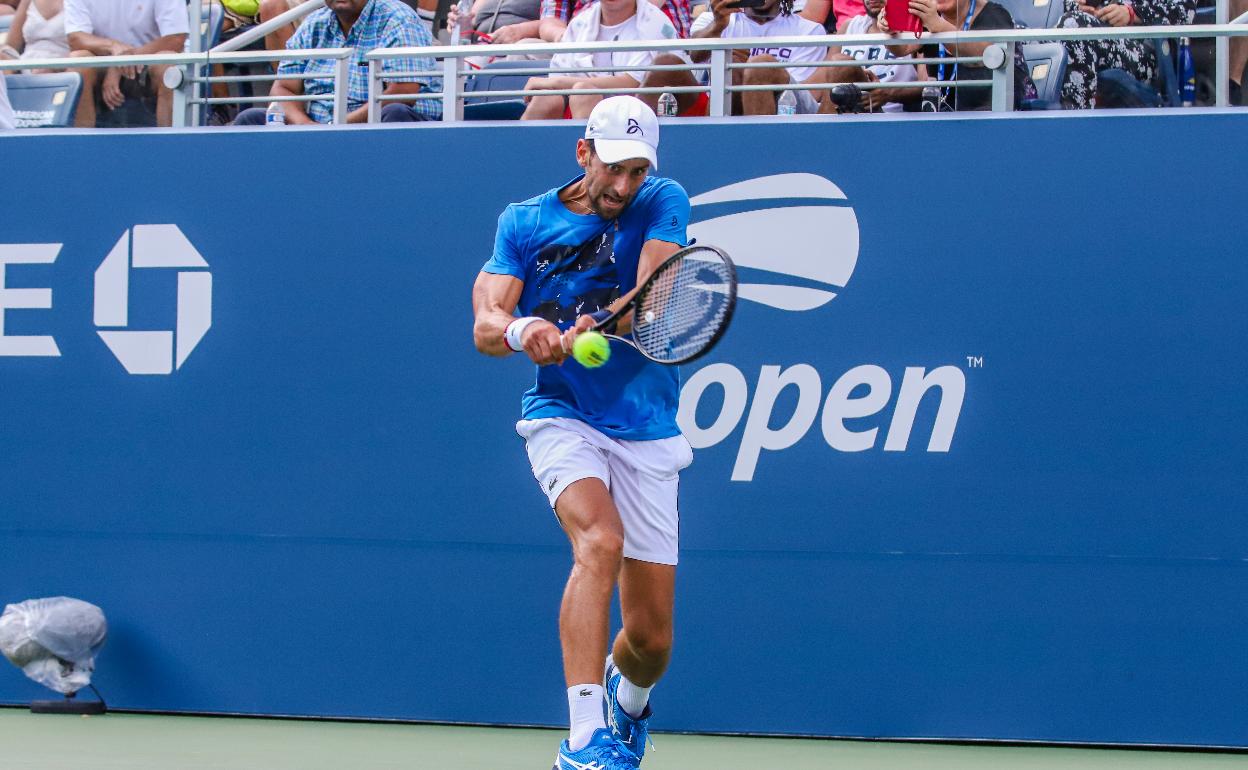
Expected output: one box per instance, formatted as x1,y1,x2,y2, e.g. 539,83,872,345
552,0,678,75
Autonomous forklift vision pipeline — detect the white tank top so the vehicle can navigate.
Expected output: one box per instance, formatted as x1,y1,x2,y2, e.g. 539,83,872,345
839,13,917,112
22,2,70,63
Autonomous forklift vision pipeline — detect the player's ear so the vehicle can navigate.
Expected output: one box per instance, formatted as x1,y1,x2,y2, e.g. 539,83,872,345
576,139,589,169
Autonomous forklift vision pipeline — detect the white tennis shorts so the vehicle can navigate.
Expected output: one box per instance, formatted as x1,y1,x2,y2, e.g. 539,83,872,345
517,417,693,566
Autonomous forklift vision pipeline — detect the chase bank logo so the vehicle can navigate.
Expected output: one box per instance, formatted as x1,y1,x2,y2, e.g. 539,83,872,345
688,173,857,312
94,225,212,375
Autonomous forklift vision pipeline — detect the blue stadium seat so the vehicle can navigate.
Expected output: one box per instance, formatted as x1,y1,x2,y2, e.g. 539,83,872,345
1020,42,1067,109
464,60,547,121
1152,38,1181,106
995,0,1064,28
5,72,83,128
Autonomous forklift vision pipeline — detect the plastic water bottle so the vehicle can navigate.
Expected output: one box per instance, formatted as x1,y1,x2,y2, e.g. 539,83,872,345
266,102,285,126
657,92,678,117
452,0,473,43
1179,37,1195,107
777,89,797,116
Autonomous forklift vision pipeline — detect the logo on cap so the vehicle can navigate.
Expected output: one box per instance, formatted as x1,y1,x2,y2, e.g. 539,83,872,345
626,118,643,136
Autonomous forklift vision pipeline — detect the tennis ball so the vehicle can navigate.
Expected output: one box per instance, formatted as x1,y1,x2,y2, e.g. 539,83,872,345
572,331,610,368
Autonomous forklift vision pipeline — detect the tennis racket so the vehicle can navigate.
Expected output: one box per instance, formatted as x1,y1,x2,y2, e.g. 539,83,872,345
593,244,737,365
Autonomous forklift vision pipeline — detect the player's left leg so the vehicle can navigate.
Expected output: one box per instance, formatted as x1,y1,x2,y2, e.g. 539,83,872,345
613,556,675,688
605,559,673,763
601,434,691,762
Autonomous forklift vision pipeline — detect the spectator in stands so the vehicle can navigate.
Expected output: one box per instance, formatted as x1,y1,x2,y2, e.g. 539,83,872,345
521,0,679,119
797,0,865,33
259,0,307,51
880,0,1035,110
448,0,543,43
0,70,14,128
65,0,188,127
539,0,692,42
1,0,69,72
261,0,435,51
1055,0,1194,108
640,0,826,116
822,0,920,112
1229,0,1245,104
234,0,441,124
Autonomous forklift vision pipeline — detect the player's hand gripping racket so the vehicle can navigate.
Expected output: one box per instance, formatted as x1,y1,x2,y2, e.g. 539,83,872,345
593,244,737,365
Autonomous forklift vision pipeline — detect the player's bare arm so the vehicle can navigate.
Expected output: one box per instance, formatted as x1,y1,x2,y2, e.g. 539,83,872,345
473,271,569,365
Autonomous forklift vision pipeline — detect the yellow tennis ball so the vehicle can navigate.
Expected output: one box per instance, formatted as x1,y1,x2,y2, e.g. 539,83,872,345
572,331,610,368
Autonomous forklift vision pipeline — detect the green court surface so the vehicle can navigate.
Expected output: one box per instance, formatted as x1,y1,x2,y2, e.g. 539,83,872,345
3,709,1246,769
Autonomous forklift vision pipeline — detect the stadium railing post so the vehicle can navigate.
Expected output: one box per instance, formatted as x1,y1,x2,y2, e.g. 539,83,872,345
709,48,729,117
368,59,381,123
1216,0,1229,105
332,55,350,124
989,43,1014,111
442,55,463,122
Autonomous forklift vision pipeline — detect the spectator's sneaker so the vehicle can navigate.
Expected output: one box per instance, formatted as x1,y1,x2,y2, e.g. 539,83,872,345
603,655,652,763
553,727,638,770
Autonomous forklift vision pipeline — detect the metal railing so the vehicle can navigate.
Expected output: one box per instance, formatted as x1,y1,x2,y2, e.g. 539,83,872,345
0,48,353,126
2,11,1246,128
365,22,1248,121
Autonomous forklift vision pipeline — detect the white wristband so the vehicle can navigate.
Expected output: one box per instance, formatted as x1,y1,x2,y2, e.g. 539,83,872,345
504,316,543,352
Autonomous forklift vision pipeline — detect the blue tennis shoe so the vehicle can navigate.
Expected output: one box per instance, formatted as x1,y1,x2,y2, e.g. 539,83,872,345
553,727,638,770
603,655,652,763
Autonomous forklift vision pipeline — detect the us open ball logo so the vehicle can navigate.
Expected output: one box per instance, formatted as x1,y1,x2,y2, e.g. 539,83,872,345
686,173,858,312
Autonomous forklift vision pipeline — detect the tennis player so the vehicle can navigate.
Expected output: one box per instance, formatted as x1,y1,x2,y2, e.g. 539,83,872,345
471,95,692,770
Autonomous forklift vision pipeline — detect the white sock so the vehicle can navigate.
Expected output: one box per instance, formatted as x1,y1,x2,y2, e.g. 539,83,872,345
567,684,606,752
616,675,652,719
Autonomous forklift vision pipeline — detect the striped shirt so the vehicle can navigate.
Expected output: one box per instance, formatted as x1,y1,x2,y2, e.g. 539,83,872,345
278,0,440,124
539,0,693,38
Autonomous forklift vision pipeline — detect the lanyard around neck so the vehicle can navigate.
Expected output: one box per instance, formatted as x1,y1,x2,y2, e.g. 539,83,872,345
937,0,978,81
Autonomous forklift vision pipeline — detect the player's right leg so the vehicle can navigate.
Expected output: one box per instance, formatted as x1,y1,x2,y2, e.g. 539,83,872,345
518,418,640,769
551,479,640,769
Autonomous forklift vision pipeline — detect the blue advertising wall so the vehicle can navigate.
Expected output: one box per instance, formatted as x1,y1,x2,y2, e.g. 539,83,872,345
0,112,1245,747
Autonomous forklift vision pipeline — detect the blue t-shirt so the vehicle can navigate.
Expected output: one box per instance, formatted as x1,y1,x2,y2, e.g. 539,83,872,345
483,175,691,440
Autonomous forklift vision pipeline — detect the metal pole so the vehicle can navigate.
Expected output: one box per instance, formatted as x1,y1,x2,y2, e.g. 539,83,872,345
1216,0,1229,106
988,43,1014,112
709,48,728,117
189,2,205,126
368,59,381,123
332,56,350,123
441,55,462,122
172,67,190,128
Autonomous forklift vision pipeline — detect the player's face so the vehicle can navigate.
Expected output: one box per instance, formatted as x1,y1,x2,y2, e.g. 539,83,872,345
582,149,650,219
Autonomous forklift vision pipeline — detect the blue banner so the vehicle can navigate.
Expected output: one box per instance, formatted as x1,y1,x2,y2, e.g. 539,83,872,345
1,113,1245,747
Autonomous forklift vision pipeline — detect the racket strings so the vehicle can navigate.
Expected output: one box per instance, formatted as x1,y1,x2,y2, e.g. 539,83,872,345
633,249,734,363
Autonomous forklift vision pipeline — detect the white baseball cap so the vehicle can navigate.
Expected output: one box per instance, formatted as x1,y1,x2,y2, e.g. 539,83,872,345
584,96,660,170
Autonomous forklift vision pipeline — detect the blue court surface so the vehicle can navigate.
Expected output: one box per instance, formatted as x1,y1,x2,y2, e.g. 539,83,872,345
4,709,1246,769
